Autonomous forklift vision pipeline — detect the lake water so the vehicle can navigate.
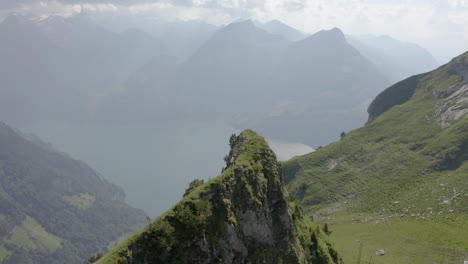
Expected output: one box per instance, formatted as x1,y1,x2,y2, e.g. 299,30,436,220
21,120,313,217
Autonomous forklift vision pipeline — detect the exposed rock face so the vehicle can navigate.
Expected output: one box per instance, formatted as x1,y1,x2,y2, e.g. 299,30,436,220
435,84,468,128
102,130,341,264
434,57,468,127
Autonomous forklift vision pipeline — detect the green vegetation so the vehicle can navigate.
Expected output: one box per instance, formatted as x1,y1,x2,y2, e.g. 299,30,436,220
0,246,11,262
100,130,342,264
5,216,62,253
0,122,147,263
329,216,468,264
84,252,104,264
106,232,135,251
284,51,468,263
182,179,205,197
63,193,96,210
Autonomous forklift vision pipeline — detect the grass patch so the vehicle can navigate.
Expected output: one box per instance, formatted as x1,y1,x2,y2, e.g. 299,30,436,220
63,193,96,210
0,246,11,262
328,216,468,264
107,232,134,250
5,216,62,253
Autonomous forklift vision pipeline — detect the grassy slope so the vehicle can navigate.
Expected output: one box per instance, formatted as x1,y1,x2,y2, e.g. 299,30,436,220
0,247,10,262
5,216,62,253
100,130,340,264
0,121,147,263
63,193,96,210
284,52,468,263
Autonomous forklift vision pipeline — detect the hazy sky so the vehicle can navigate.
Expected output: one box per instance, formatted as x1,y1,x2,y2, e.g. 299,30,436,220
1,0,467,63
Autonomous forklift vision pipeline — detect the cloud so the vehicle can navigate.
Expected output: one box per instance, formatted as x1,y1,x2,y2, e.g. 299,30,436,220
283,1,305,12
0,0,467,62
0,0,170,9
447,0,468,7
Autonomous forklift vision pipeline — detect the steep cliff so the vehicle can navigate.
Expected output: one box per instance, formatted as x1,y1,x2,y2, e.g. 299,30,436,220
101,130,341,264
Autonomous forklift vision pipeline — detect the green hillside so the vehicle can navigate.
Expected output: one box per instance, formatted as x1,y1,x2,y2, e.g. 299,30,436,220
100,130,342,264
0,122,147,263
284,51,468,263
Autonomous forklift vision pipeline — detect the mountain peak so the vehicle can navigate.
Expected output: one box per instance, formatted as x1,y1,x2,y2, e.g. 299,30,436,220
312,27,345,42
264,19,289,27
261,19,306,41
224,19,256,31
189,18,287,59
100,130,342,264
297,27,346,48
208,19,260,40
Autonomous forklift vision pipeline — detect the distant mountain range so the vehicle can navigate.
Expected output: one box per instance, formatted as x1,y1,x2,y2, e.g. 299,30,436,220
0,122,146,263
0,14,164,124
105,20,389,147
347,34,439,82
92,14,218,59
256,19,306,41
102,19,441,147
0,13,443,216
0,14,439,145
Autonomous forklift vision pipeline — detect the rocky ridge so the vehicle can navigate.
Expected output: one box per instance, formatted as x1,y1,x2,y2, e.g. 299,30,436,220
100,130,341,264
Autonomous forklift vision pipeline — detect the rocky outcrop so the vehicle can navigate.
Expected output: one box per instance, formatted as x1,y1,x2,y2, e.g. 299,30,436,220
435,55,468,127
435,84,468,128
101,130,341,264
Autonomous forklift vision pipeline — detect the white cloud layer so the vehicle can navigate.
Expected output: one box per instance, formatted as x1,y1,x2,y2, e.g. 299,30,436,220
1,0,467,62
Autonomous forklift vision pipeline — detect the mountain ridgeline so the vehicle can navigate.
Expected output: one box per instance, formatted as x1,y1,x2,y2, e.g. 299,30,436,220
347,35,439,82
0,14,438,148
0,14,441,216
0,122,146,263
0,14,165,125
100,130,341,264
283,51,468,263
112,21,389,146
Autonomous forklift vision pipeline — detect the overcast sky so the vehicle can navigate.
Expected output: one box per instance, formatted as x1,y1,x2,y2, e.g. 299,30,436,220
1,0,467,63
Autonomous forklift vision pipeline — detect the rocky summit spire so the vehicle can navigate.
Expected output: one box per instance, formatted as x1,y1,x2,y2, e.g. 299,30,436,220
101,129,341,264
